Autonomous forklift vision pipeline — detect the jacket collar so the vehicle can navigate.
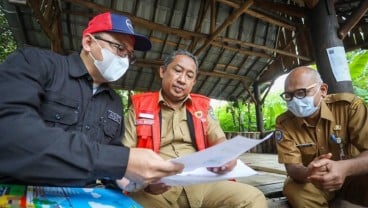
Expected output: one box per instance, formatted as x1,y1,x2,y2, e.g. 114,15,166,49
158,90,192,107
68,52,115,98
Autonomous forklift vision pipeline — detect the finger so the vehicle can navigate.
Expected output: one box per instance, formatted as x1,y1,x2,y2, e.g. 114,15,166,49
317,153,332,160
313,164,329,173
308,174,324,182
312,159,330,169
152,161,184,177
323,183,339,192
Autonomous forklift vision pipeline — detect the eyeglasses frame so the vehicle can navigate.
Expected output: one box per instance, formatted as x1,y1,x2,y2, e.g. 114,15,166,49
280,82,320,101
93,36,136,64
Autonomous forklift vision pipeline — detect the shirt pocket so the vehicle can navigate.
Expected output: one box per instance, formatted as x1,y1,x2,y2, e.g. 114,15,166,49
101,113,121,143
136,124,153,139
135,124,153,149
40,91,79,127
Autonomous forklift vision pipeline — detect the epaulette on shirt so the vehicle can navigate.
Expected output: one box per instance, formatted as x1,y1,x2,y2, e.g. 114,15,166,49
324,93,363,110
276,111,295,124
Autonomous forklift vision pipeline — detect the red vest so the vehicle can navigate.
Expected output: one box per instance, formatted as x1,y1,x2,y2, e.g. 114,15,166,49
132,92,210,153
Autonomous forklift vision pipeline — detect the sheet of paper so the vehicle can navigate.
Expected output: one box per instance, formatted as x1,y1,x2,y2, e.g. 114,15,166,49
160,159,257,186
326,46,351,82
171,133,273,172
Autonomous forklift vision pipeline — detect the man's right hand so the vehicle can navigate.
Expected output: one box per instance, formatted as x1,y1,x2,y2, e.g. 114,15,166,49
124,148,184,188
307,153,333,177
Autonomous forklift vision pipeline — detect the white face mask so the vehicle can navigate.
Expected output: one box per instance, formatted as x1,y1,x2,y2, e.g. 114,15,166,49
90,39,130,82
287,88,321,118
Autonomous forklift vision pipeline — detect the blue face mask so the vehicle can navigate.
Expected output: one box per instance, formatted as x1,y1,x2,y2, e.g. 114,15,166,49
287,88,321,118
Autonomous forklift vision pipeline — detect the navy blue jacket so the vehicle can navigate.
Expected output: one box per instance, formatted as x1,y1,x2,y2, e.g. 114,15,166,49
0,47,129,186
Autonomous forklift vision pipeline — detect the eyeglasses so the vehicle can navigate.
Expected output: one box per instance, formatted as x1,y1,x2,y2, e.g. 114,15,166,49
280,83,319,101
94,36,136,64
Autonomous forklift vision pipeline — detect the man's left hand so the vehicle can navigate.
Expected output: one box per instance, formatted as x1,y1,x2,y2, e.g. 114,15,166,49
207,159,237,174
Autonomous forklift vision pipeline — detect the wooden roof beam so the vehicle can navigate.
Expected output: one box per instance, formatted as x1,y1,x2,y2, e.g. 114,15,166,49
135,58,254,82
219,37,312,61
62,0,306,60
211,0,216,33
194,0,254,56
241,81,257,104
200,70,253,82
338,0,368,39
211,41,271,58
27,0,64,53
62,0,201,40
253,0,306,18
217,0,296,30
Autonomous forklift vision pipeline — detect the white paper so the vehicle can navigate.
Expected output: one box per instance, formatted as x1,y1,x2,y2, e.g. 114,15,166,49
160,159,257,186
171,133,273,172
326,46,351,82
159,134,273,186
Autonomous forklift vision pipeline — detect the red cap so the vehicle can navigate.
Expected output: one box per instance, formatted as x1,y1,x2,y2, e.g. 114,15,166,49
83,12,151,51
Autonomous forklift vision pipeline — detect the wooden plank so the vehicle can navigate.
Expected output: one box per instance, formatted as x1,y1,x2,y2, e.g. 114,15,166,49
240,153,285,173
250,165,286,175
238,153,290,207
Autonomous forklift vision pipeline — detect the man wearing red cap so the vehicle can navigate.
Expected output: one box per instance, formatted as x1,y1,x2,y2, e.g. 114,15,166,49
0,12,183,189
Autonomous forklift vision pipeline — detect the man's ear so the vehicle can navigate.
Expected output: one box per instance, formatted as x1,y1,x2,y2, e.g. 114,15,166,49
82,34,93,52
159,66,165,79
321,83,328,97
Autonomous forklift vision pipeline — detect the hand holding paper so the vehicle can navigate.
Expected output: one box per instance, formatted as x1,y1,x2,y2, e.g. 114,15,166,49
160,134,273,186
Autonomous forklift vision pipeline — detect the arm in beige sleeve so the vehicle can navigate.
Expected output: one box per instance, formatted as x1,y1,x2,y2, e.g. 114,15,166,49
205,107,236,173
121,108,138,148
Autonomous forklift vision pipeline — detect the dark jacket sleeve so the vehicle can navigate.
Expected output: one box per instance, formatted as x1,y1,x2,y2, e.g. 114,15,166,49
0,47,129,186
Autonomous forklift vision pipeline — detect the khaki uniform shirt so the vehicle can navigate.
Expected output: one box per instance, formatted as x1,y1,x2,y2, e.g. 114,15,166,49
276,93,368,166
122,91,225,206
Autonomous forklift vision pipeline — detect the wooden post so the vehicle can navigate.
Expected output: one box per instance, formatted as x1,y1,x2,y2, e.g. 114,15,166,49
253,83,264,135
307,0,354,93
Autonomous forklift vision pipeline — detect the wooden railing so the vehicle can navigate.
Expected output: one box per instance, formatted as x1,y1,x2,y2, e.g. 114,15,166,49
224,130,277,154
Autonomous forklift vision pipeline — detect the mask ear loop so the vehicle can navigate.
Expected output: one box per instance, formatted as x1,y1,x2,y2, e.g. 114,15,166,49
89,35,103,49
314,84,323,109
88,34,103,62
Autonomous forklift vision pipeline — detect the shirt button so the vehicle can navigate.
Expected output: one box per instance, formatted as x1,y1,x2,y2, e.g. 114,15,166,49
85,125,90,130
55,113,62,120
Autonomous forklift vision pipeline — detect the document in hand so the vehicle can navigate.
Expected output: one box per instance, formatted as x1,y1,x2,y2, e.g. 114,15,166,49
160,159,256,186
160,133,273,186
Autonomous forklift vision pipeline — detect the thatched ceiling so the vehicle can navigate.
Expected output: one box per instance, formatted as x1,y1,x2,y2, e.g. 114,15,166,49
2,0,367,102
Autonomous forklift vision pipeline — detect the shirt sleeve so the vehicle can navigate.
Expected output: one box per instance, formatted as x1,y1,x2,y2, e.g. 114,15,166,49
348,97,368,152
275,117,303,164
122,107,138,148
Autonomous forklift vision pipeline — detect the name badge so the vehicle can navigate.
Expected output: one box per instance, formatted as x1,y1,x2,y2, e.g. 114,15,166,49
107,110,121,124
138,111,154,119
136,118,154,125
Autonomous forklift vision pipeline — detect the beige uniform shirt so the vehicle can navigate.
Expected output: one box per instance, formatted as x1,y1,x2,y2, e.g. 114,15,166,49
276,93,368,166
122,91,225,205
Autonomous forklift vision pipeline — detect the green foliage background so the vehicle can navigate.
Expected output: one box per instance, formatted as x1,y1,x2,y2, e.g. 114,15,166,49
214,92,287,132
0,10,16,62
349,50,368,103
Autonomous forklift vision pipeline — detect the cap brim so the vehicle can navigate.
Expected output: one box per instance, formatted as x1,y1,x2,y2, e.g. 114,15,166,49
109,29,151,51
132,34,152,51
